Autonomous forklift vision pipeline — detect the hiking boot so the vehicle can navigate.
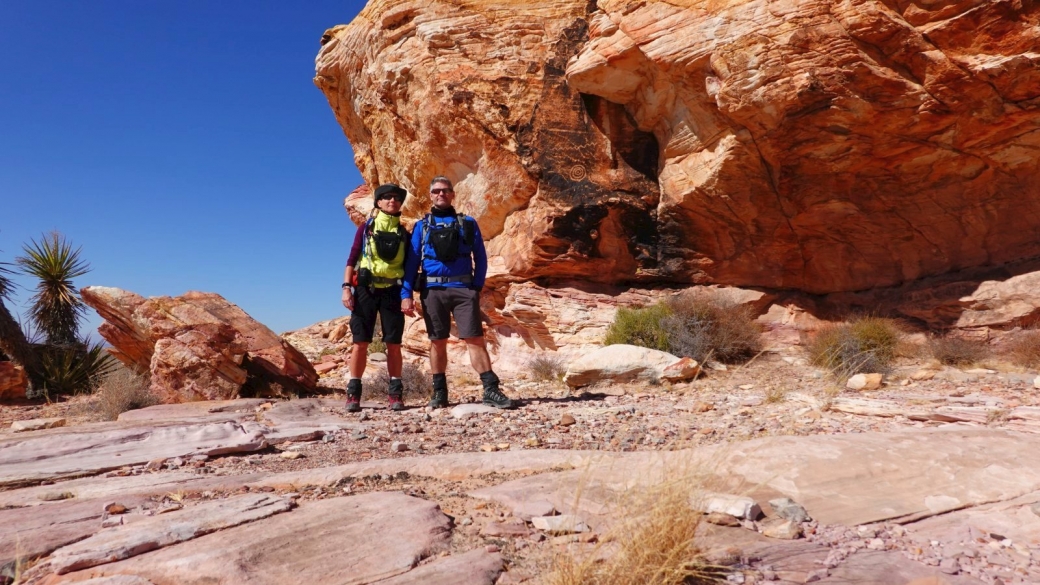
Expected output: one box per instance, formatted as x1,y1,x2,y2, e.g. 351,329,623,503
345,379,362,413
480,371,514,409
388,378,405,412
429,373,449,409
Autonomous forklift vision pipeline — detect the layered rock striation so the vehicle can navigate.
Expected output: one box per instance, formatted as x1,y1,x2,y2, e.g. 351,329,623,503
82,287,317,402
316,0,1040,294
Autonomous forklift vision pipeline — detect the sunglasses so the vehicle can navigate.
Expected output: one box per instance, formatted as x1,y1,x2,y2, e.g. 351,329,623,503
430,188,454,195
378,192,406,202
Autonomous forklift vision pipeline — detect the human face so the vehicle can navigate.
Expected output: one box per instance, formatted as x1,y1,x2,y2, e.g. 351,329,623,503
429,182,455,209
376,191,405,213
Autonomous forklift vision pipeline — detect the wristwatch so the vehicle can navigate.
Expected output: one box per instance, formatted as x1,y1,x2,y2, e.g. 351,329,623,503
341,282,352,292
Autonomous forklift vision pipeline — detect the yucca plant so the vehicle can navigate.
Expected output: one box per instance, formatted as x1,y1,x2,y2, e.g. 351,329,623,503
16,232,89,345
36,341,115,397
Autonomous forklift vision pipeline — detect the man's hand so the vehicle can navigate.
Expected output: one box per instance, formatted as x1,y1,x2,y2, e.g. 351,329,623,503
341,289,354,311
401,298,415,316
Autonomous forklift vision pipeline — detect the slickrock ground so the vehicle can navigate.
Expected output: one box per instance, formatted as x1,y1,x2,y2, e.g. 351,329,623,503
5,343,1040,584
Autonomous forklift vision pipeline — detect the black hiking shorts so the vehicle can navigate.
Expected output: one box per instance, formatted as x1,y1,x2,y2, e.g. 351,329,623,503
350,285,405,344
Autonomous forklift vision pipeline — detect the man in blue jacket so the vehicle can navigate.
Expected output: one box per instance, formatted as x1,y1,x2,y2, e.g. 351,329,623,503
401,176,514,409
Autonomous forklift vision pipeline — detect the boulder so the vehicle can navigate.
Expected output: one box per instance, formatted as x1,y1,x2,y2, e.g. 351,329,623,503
700,494,763,521
847,373,884,391
81,287,317,401
660,357,700,382
563,344,683,388
0,361,27,401
316,0,1040,296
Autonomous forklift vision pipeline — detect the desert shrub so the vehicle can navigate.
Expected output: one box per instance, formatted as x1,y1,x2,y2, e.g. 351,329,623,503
1005,328,1040,368
93,367,158,420
928,335,989,366
806,317,901,380
369,362,432,403
661,295,762,364
367,322,387,355
604,304,671,351
35,341,115,398
528,353,566,382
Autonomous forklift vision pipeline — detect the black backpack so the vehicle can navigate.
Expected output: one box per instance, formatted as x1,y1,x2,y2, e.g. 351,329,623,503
364,218,407,262
422,214,474,263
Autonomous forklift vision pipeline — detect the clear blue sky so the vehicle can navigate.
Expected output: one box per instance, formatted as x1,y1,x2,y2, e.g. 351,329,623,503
1,1,369,336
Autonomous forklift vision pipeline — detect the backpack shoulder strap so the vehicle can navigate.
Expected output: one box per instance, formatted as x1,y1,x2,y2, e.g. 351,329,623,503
458,214,474,246
360,218,374,258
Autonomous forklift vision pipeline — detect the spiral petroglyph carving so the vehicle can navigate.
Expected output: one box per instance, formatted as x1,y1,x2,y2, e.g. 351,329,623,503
568,164,587,181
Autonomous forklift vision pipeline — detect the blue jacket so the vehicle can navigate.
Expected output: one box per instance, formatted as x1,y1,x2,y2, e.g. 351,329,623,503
402,209,487,298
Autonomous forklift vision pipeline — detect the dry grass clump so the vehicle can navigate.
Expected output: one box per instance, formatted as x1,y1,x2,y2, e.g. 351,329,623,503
764,386,788,404
528,353,567,382
928,335,989,366
806,317,901,380
1004,328,1040,368
604,295,762,364
369,362,432,403
93,367,158,420
548,470,723,585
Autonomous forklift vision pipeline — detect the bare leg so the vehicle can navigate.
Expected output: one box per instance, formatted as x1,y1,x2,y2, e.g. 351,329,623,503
464,337,492,374
386,343,403,378
430,339,449,374
349,342,369,378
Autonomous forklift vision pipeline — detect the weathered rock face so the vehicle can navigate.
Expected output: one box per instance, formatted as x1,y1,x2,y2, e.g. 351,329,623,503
316,0,1040,294
81,287,317,402
0,361,27,401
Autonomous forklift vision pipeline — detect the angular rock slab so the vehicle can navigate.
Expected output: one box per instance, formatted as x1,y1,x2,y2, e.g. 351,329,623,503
115,399,268,424
0,421,266,487
472,429,1040,528
49,492,452,584
258,398,365,443
377,548,503,585
1,495,152,581
38,494,293,575
11,417,66,432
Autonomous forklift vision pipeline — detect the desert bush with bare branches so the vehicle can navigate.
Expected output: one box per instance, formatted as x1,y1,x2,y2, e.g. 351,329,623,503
806,317,901,380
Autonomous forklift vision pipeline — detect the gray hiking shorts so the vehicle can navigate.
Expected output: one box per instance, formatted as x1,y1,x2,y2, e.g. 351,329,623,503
420,287,483,340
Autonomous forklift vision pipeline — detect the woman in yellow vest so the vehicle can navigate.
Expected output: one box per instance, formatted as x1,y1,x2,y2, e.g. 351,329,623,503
341,183,413,412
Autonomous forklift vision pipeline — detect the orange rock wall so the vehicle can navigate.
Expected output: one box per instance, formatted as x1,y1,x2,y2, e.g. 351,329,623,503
316,0,1040,294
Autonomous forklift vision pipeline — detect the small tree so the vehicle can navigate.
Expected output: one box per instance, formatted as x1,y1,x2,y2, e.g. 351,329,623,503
17,232,89,346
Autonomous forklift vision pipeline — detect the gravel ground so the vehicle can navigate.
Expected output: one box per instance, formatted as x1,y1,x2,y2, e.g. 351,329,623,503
4,348,1040,584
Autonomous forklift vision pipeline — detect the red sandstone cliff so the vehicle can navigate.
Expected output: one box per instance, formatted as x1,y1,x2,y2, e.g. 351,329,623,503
315,0,1040,294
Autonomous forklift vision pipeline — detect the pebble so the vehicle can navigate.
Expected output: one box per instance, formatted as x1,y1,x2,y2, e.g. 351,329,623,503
390,441,409,453
532,514,589,534
280,451,303,460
